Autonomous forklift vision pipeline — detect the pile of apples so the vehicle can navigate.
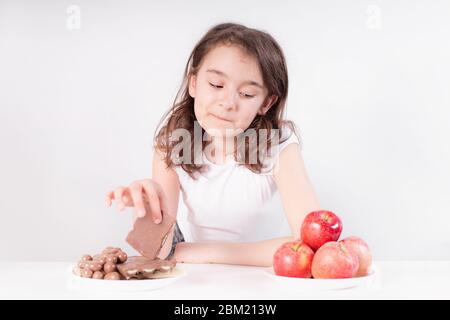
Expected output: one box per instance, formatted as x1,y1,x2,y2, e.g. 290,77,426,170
273,210,372,279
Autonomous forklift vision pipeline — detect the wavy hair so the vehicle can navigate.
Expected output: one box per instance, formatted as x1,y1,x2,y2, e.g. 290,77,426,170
154,22,300,179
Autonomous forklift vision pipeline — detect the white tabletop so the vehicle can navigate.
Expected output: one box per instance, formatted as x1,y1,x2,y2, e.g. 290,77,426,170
0,261,449,299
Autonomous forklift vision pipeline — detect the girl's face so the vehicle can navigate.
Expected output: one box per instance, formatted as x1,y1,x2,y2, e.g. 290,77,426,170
189,44,277,139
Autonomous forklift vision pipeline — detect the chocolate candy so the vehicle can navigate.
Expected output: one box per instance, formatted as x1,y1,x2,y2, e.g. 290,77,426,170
104,272,121,280
92,271,104,280
74,246,126,280
103,262,116,273
81,269,93,278
102,247,121,255
81,255,93,262
117,252,127,263
105,254,118,264
85,260,103,272
73,246,175,281
92,254,106,264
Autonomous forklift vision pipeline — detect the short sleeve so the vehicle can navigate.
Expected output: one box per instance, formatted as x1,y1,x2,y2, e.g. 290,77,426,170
261,125,301,175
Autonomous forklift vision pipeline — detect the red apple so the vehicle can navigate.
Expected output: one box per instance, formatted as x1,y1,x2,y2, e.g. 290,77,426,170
340,236,372,277
273,241,315,278
301,210,343,251
311,241,359,279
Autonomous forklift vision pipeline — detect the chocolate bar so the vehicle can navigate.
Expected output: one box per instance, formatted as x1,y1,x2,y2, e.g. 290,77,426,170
116,256,177,280
126,209,176,259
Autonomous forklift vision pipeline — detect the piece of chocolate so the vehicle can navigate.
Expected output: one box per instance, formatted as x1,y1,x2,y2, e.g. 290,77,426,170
104,272,121,280
126,209,176,259
116,256,177,280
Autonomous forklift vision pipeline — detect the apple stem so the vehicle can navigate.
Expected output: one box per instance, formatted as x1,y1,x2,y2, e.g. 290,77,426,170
339,242,348,254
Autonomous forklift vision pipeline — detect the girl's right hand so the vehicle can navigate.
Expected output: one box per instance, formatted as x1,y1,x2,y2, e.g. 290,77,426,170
105,179,168,224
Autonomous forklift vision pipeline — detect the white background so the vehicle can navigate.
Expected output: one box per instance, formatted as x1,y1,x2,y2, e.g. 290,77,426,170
1,0,449,261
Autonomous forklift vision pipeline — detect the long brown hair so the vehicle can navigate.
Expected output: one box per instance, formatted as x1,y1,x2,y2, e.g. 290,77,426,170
154,22,300,179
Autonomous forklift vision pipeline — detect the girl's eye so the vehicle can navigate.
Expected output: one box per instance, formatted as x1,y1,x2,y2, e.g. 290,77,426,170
209,83,255,99
209,83,223,89
240,93,255,99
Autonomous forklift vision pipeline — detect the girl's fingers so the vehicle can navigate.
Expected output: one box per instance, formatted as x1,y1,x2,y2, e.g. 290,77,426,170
142,182,168,224
105,191,114,207
121,189,134,207
114,187,126,211
129,184,146,218
143,185,162,224
107,181,165,225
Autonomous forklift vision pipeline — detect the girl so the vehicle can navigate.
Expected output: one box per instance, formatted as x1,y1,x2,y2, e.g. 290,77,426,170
106,23,320,267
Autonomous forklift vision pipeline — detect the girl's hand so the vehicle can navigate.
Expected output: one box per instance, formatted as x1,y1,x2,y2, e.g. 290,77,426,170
105,179,168,224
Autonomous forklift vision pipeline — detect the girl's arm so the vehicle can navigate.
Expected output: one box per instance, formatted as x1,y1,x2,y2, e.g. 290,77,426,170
173,237,294,267
172,144,321,267
152,148,181,259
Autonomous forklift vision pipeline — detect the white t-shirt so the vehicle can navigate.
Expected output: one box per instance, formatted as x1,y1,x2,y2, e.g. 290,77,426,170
174,125,300,243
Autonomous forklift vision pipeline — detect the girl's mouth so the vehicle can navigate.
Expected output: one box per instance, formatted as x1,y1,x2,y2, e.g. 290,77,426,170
211,114,231,122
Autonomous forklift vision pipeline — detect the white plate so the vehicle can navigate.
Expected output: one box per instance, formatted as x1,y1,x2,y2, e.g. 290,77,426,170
264,266,377,291
67,266,186,293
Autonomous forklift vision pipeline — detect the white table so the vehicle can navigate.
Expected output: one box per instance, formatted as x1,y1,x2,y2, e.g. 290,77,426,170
0,261,449,299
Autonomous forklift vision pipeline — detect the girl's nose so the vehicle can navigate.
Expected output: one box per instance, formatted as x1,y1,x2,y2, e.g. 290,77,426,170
219,91,238,110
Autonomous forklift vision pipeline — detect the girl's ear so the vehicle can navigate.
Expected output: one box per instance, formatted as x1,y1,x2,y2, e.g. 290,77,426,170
188,74,197,98
258,95,278,115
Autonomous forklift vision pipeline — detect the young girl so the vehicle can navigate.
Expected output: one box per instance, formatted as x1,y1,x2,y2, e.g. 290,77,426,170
106,23,320,267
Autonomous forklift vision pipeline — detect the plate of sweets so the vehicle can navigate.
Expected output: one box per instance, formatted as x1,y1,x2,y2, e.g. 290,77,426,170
68,247,185,292
68,209,185,292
